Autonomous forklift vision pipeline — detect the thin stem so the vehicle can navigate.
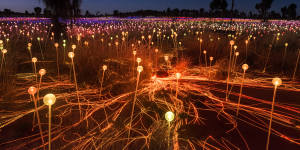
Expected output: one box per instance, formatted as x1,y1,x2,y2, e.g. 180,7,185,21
292,50,300,81
34,62,37,83
128,72,140,139
32,95,46,150
236,70,245,116
48,105,52,150
168,121,170,150
0,53,4,76
226,45,233,101
175,79,179,99
56,48,60,79
204,54,207,67
266,86,278,150
209,60,212,79
71,58,81,119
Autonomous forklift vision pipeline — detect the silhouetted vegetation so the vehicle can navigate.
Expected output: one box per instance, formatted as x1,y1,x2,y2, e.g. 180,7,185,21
0,0,298,21
40,0,82,41
255,0,274,21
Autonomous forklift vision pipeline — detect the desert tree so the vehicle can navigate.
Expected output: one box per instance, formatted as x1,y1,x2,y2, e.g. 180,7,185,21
255,0,274,21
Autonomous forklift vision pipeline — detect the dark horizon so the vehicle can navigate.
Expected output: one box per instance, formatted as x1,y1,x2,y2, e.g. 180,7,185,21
0,0,299,15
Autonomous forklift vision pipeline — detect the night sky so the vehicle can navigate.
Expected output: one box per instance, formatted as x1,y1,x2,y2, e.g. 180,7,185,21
0,0,299,15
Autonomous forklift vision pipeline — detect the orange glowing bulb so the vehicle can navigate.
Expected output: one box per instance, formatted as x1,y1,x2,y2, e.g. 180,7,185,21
28,86,37,95
39,69,46,76
32,57,37,63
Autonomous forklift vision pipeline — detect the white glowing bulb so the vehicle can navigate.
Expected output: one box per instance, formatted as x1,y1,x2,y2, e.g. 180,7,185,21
43,93,56,106
68,52,74,58
234,45,238,50
137,66,143,73
72,44,76,50
235,52,239,56
165,111,175,122
2,49,7,54
136,58,141,63
175,73,181,79
242,64,249,71
103,65,107,71
203,50,207,54
272,78,282,86
209,57,214,61
164,55,169,61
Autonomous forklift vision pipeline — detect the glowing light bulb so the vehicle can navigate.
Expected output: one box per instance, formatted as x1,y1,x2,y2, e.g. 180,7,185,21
103,65,107,71
32,57,37,63
39,69,46,76
165,111,175,122
72,44,76,50
136,57,141,63
137,66,143,73
235,52,239,56
242,64,249,71
164,55,169,61
175,73,181,79
234,45,238,50
230,40,235,46
285,43,288,47
68,52,74,58
1,49,7,54
272,78,282,86
133,51,137,55
54,43,59,48
28,43,32,47
155,49,158,53
209,57,214,61
43,94,56,106
203,50,207,54
245,40,248,44
28,86,37,95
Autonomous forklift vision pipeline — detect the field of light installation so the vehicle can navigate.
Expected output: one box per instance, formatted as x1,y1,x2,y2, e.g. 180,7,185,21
0,17,299,150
